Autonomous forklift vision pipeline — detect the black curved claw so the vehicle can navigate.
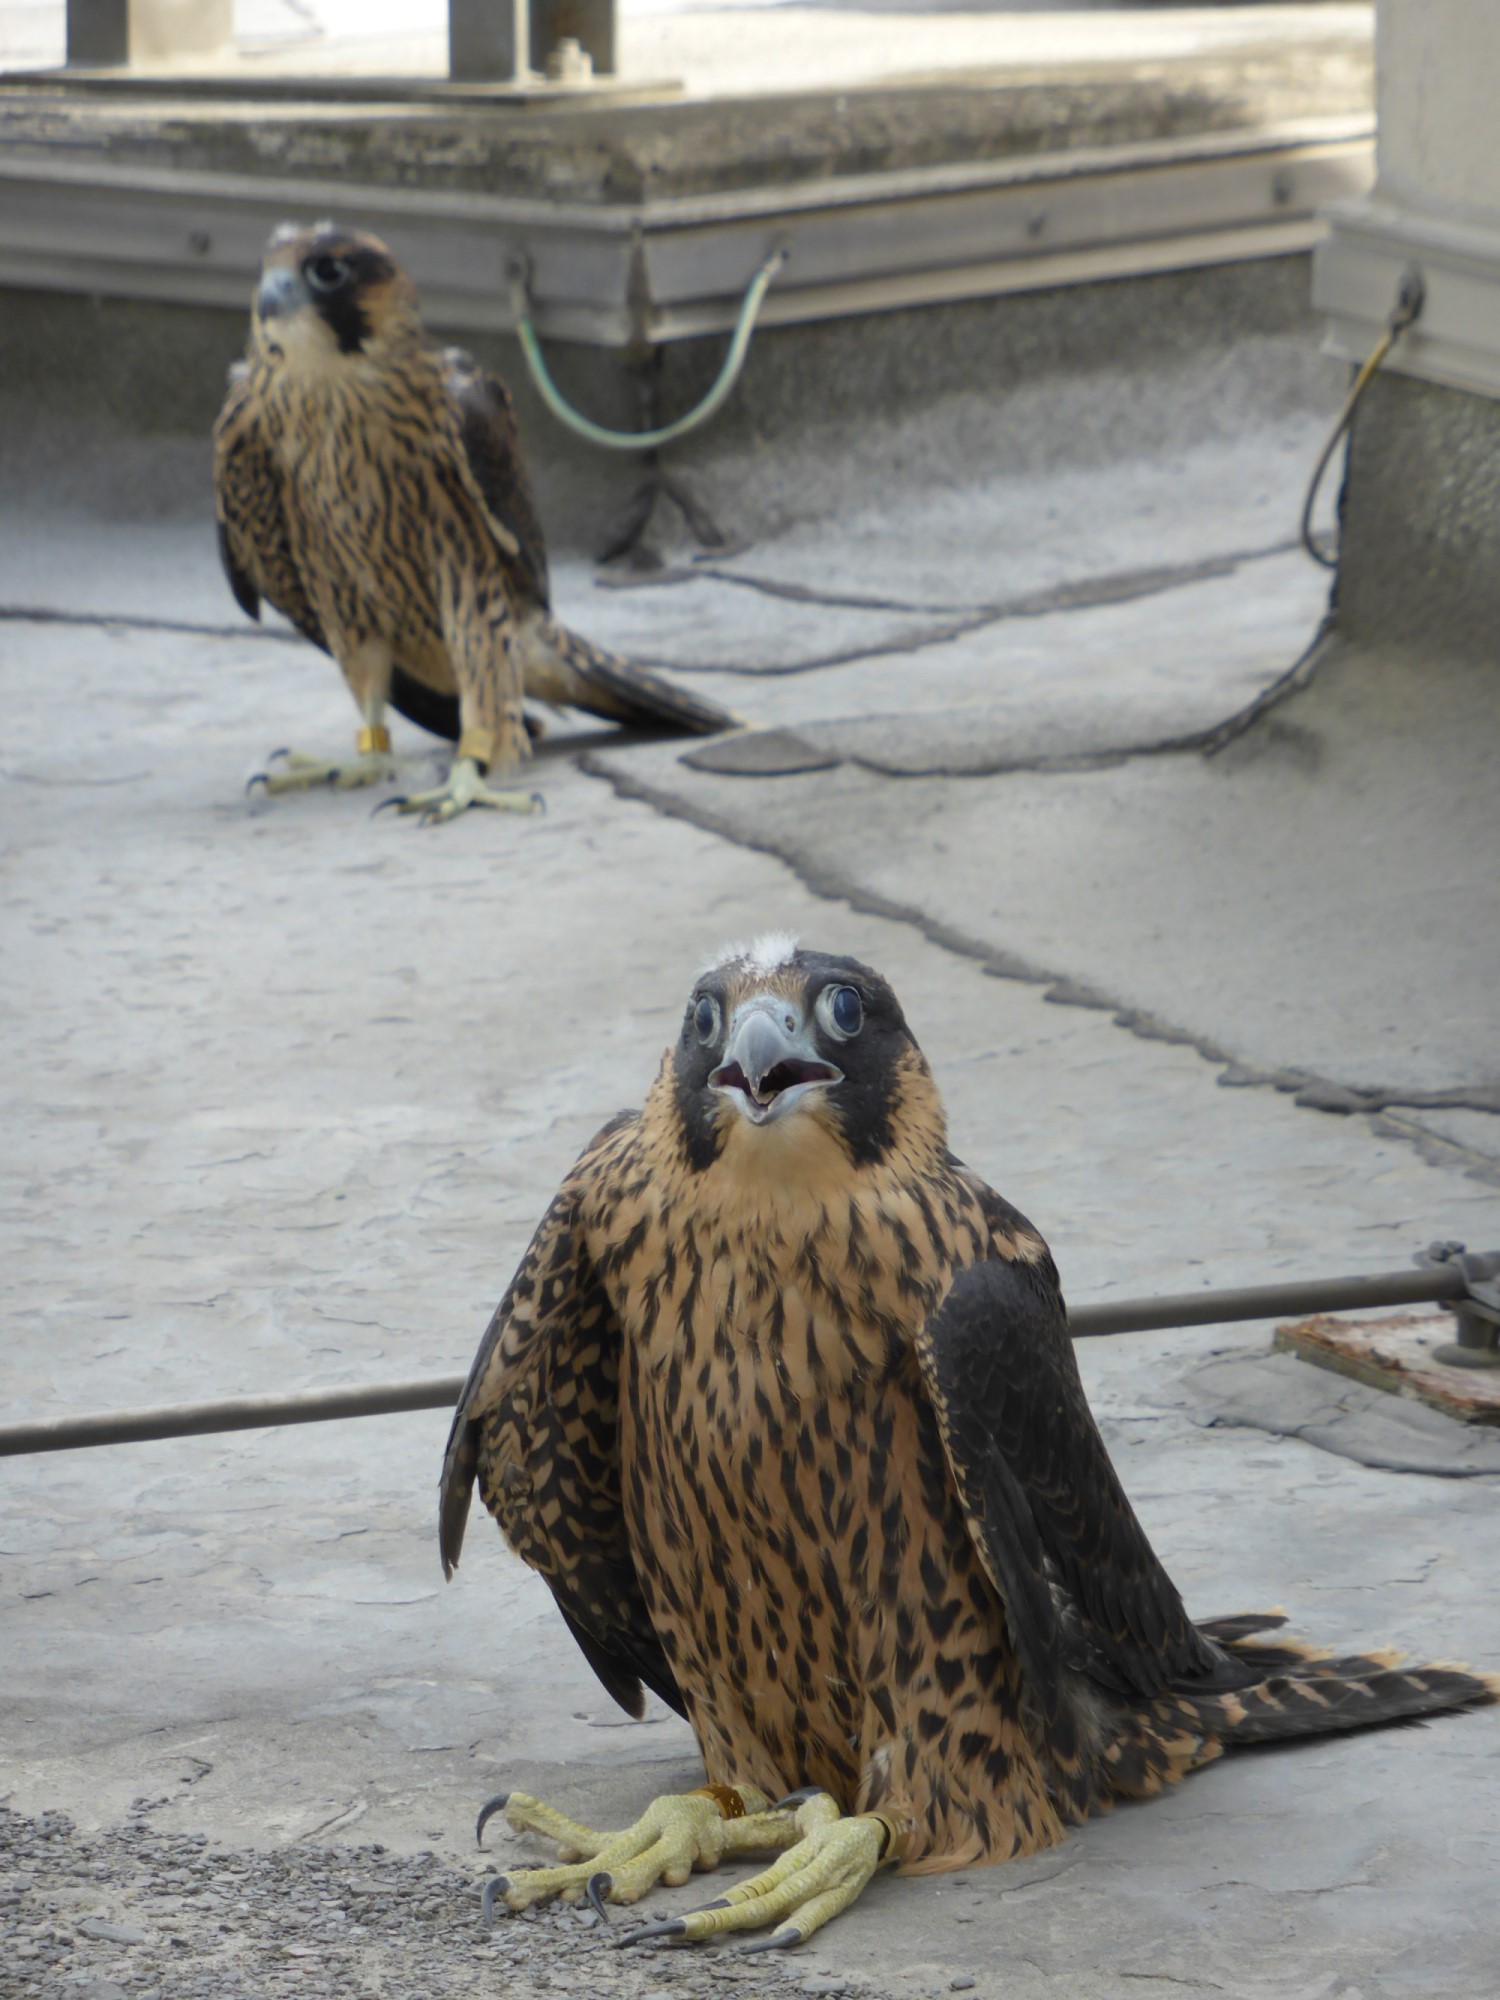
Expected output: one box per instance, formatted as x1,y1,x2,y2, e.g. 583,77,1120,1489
480,1875,512,1927
267,748,291,764
372,794,408,817
585,1872,612,1921
476,1793,510,1847
246,773,269,795
771,1788,829,1811
614,1916,687,1950
681,1898,730,1915
742,1927,802,1954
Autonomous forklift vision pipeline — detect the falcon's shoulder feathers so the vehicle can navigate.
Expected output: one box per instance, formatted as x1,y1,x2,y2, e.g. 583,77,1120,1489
212,365,330,653
442,346,551,612
916,1169,1223,1711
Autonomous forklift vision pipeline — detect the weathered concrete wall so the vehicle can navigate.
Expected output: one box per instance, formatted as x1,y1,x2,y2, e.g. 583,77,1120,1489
0,257,1336,556
1376,0,1500,218
1337,369,1500,658
1329,0,1500,650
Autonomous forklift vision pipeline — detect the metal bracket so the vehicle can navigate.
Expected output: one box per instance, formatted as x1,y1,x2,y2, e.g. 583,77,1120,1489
65,0,233,67
1418,1241,1500,1369
449,0,616,83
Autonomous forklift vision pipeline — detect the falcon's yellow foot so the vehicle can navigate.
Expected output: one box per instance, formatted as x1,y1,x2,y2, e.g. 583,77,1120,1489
617,1793,895,1953
248,746,400,793
476,1785,797,1925
381,756,543,826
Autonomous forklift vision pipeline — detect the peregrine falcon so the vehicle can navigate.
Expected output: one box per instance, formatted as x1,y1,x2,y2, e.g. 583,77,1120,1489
213,224,735,823
439,942,1496,1947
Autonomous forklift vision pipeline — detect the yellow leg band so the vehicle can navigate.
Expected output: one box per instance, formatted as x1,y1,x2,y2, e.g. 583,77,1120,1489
689,1784,748,1821
357,724,392,755
457,726,496,771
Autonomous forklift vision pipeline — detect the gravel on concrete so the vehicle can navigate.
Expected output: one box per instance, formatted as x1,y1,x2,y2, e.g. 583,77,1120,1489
0,1800,860,2000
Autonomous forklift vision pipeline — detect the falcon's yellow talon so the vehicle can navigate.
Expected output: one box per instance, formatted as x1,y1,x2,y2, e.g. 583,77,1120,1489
250,744,400,794
642,1802,885,1949
477,1783,879,1951
391,754,542,824
470,1784,793,1926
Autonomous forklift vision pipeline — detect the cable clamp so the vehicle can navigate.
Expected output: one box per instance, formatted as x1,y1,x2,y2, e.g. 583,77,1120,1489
1417,1241,1500,1368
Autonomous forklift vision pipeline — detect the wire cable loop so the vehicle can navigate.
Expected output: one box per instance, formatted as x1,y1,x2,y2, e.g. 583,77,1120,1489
1301,263,1425,569
507,247,787,452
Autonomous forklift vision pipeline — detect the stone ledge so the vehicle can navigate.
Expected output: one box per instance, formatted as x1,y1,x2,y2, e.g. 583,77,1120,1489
1,33,1373,204
1314,192,1500,401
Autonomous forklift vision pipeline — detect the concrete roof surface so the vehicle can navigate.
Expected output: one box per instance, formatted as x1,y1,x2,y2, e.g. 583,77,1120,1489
3,264,1499,2000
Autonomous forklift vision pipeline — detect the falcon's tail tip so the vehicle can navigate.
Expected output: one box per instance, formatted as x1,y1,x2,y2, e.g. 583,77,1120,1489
1210,1658,1498,1748
527,617,739,738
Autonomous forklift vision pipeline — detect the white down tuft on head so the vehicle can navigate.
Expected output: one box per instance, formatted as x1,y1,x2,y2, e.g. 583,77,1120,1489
698,930,800,978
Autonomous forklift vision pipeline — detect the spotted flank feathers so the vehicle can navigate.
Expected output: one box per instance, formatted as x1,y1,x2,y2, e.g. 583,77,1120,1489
441,948,1497,1886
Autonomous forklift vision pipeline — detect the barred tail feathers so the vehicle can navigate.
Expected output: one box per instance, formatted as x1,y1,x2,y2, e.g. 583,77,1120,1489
1099,1615,1496,1804
522,615,739,737
1205,1660,1499,1747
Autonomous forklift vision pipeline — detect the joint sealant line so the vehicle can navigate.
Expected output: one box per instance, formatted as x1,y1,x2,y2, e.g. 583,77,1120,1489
0,1264,1472,1457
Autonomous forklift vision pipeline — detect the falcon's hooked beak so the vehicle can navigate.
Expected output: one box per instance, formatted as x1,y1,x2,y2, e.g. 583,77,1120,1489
710,995,842,1127
256,265,312,323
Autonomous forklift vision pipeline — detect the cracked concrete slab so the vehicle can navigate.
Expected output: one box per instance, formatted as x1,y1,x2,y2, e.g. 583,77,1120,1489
0,508,248,634
597,628,1500,1130
681,361,1341,606
661,549,1330,769
6,360,1500,1997
562,566,969,677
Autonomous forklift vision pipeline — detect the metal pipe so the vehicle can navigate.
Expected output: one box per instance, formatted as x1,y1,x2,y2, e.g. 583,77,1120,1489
1067,1264,1464,1338
0,1263,1473,1459
0,1377,468,1457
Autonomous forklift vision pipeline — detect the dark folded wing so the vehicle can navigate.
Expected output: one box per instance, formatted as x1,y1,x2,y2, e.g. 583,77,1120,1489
439,1113,683,1720
211,367,330,653
915,1188,1219,1707
444,347,551,611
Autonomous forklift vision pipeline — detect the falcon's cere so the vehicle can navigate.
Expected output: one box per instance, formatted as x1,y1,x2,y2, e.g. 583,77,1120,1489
213,223,734,823
440,943,1496,1949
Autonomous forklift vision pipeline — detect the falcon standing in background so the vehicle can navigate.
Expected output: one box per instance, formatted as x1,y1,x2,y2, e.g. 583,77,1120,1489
213,224,735,823
440,941,1496,1949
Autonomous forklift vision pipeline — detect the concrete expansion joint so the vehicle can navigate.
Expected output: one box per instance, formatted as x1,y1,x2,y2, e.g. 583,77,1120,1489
643,539,1302,680
578,755,1500,1190
608,542,1290,622
0,603,300,645
677,613,1338,785
2,534,1303,679
647,611,988,681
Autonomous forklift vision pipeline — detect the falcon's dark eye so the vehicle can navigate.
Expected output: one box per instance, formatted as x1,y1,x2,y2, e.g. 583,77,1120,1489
305,254,351,295
693,994,721,1045
817,983,864,1040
